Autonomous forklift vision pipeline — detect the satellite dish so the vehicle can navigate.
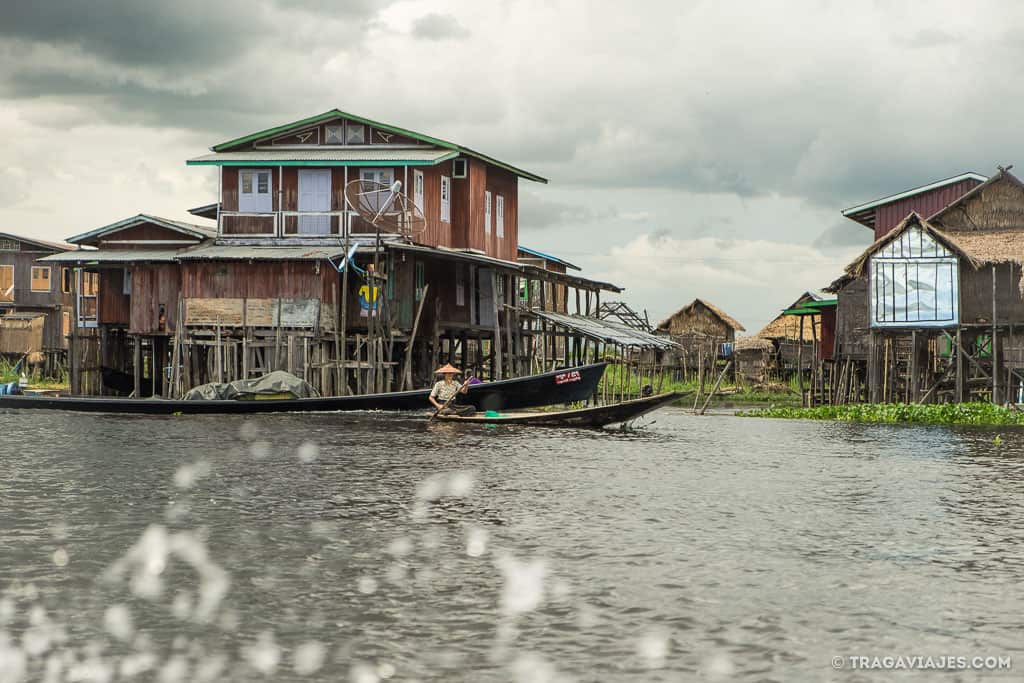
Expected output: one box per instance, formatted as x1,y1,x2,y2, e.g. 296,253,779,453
344,179,426,238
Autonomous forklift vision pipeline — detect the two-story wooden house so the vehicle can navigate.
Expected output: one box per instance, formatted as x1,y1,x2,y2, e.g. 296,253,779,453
42,110,623,396
0,232,76,372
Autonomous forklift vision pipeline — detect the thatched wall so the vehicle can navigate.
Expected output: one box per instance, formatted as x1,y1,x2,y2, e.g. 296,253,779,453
933,177,1024,233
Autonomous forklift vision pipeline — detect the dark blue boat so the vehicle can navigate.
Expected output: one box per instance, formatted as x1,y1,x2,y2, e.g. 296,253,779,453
0,363,607,415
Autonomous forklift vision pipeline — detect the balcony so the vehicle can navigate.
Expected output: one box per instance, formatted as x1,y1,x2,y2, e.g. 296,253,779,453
218,210,413,240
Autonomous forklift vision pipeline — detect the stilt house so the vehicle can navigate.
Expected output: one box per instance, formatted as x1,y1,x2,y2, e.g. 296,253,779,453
0,232,76,372
40,109,626,396
657,299,744,380
831,167,1024,403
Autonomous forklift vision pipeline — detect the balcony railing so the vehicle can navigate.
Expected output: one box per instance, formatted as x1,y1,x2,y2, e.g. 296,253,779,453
218,210,415,239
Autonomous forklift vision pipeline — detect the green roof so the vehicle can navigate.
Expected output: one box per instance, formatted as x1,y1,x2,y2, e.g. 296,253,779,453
783,307,822,315
208,109,547,184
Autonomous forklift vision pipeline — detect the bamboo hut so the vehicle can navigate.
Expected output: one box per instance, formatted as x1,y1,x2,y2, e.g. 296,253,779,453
657,299,744,381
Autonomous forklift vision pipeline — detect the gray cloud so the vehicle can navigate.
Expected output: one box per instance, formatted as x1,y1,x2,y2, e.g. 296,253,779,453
812,221,874,252
411,13,470,40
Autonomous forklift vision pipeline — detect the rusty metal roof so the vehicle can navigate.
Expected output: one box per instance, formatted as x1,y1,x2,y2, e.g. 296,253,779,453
533,311,679,349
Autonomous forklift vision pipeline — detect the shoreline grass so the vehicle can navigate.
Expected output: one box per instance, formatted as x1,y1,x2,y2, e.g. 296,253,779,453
737,402,1024,426
598,367,801,407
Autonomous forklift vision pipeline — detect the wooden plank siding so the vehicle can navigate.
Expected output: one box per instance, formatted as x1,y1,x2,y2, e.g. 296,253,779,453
181,262,335,302
216,160,521,262
99,268,130,325
92,223,202,249
872,178,983,240
129,264,182,335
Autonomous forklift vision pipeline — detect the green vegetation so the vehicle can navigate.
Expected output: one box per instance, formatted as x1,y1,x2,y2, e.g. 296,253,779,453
738,402,1024,426
0,357,68,390
597,366,800,406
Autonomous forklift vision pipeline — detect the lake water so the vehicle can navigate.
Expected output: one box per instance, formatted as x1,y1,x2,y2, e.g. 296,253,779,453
1,408,1023,681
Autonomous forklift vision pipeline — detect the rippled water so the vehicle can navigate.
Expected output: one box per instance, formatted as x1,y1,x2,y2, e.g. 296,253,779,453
2,408,1024,681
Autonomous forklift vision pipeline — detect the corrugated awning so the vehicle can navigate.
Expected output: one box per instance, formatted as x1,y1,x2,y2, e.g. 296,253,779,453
176,244,352,261
532,311,679,349
38,249,180,264
187,148,459,167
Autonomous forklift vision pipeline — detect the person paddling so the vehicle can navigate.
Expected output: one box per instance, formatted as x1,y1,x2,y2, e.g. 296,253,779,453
429,364,475,417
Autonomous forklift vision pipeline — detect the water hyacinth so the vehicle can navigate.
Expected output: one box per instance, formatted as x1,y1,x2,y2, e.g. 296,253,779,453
738,402,1024,425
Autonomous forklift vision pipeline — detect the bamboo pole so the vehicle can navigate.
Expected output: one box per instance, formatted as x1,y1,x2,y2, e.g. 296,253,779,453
698,360,733,415
491,270,503,380
401,283,429,391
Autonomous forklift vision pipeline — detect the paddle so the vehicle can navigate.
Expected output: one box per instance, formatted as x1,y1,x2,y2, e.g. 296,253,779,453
429,377,473,422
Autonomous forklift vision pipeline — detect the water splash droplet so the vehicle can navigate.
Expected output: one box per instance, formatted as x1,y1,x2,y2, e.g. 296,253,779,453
466,527,488,557
497,554,547,615
104,604,133,642
293,640,328,675
297,441,320,464
51,547,69,567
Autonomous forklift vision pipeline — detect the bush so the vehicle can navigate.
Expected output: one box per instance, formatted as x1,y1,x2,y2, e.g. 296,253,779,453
737,402,1024,426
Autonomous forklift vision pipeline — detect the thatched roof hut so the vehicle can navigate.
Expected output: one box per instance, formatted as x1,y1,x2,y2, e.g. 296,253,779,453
657,298,745,340
755,292,827,343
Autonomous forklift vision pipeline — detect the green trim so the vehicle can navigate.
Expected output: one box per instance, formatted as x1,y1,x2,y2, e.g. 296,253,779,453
797,299,837,308
186,158,452,168
783,307,821,315
209,109,548,183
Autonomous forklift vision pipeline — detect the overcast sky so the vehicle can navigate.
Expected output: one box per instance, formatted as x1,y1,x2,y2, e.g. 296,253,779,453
2,0,1021,331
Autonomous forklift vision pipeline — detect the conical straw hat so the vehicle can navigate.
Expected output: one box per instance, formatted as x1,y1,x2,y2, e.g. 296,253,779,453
434,363,462,375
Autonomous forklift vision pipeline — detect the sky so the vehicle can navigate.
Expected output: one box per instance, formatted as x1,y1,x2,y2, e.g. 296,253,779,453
2,0,1023,331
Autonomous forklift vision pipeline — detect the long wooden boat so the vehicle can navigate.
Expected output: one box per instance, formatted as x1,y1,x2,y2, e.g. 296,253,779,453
435,392,683,428
0,363,607,415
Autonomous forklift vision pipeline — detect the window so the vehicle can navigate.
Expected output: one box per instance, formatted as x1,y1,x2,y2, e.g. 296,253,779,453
31,266,51,292
62,268,72,293
359,169,396,215
413,170,424,212
0,239,17,251
239,169,272,213
325,124,344,144
456,264,465,306
0,265,13,302
453,158,468,178
62,311,71,338
415,261,425,302
484,191,492,235
870,226,958,327
495,195,505,237
345,124,365,145
123,268,132,295
440,176,451,223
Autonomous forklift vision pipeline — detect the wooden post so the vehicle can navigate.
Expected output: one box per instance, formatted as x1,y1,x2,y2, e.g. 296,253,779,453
992,264,999,404
401,283,429,391
70,268,80,394
329,284,341,395
340,248,349,395
797,316,805,407
910,330,919,403
132,336,141,398
955,327,964,402
699,360,733,415
274,299,283,371
216,320,223,383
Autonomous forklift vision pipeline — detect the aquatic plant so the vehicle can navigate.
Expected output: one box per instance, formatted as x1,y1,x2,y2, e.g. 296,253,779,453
737,402,1024,426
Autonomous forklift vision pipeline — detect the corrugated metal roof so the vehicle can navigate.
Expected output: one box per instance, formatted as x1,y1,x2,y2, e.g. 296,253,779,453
187,148,459,166
177,244,352,261
517,245,581,271
67,214,216,245
39,249,180,264
206,108,548,183
533,311,679,349
842,172,987,218
0,231,75,252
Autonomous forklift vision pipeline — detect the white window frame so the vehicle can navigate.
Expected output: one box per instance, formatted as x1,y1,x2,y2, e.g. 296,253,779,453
31,266,51,292
484,190,492,235
441,175,451,223
495,195,505,237
413,170,424,212
238,168,273,213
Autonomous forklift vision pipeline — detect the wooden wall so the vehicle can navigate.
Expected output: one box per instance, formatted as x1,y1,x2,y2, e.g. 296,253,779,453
88,223,199,248
0,248,70,309
835,276,870,359
129,264,182,335
960,262,1024,324
99,268,130,325
181,261,334,301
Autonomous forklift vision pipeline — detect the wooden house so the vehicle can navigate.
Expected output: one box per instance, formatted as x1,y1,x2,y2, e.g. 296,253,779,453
42,110,623,396
0,231,75,371
830,167,1024,403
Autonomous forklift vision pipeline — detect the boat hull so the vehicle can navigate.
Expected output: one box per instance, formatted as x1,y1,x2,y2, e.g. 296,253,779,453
0,363,607,415
435,392,683,428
